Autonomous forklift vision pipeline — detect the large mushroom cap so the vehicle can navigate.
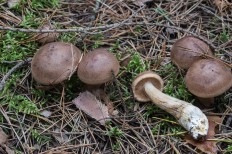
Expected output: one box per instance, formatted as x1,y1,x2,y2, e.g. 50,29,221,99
31,42,82,85
185,59,232,98
77,48,120,85
171,36,213,69
132,71,164,102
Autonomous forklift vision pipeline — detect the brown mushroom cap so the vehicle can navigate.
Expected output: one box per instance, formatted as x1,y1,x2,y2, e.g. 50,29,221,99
185,59,232,98
77,48,120,85
171,36,213,69
31,42,82,85
132,71,164,102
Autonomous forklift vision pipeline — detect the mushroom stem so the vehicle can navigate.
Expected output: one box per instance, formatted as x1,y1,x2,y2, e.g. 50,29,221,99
144,82,209,140
197,97,214,107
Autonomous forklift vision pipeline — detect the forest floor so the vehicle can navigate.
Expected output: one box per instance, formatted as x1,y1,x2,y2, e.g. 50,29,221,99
0,0,231,154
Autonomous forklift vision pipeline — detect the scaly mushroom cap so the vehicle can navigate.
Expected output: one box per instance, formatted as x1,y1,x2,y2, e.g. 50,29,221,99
31,42,82,85
132,71,164,102
185,59,232,98
77,48,120,85
171,36,213,69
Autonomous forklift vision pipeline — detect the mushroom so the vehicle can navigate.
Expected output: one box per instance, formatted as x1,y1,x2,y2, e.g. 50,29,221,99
77,48,120,116
31,42,82,85
132,71,209,140
77,48,120,85
171,36,213,69
185,59,232,107
36,23,59,44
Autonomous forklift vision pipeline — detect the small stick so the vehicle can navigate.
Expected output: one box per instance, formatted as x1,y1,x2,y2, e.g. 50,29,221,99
0,58,32,91
0,22,227,54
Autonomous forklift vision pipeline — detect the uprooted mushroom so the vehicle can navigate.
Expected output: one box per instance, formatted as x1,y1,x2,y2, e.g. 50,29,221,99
31,42,82,85
132,71,209,140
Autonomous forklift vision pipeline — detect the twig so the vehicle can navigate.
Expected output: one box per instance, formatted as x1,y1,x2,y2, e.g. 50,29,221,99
0,22,223,52
0,58,32,91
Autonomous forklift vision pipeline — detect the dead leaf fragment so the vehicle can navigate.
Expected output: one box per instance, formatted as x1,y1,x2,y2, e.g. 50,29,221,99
133,0,153,7
0,128,14,154
92,89,118,116
185,116,222,154
3,145,14,154
214,0,232,13
0,128,8,144
72,91,110,125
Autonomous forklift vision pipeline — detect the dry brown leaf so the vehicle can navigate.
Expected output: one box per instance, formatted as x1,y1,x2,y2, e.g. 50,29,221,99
185,116,222,154
72,91,110,125
214,0,232,13
3,145,14,154
0,127,8,144
0,128,14,154
93,89,118,116
133,0,153,7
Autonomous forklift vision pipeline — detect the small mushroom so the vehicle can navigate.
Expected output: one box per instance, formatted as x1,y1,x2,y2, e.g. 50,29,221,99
36,23,59,44
132,71,209,140
185,59,232,106
171,36,213,69
77,48,120,85
31,42,82,85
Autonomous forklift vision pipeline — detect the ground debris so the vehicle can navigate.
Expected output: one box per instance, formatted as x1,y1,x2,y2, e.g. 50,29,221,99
0,128,8,144
7,0,20,8
214,0,232,13
42,150,72,154
52,128,69,144
0,128,14,154
132,0,154,7
72,91,110,125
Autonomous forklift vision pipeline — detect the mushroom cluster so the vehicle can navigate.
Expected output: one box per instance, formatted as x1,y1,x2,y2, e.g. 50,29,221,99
31,43,120,123
30,33,230,141
171,36,232,106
